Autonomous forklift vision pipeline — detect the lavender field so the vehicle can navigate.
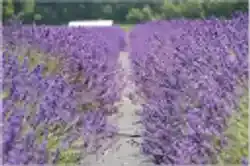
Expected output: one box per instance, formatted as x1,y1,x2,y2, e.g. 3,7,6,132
2,12,248,165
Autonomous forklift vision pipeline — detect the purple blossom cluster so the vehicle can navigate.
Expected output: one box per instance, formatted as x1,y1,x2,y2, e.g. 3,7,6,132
90,26,127,51
2,24,123,164
129,12,248,164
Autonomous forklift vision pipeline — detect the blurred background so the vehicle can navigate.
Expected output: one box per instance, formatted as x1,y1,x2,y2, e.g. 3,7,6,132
2,0,249,29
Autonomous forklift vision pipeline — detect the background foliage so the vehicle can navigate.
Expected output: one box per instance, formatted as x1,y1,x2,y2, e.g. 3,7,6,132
2,0,248,25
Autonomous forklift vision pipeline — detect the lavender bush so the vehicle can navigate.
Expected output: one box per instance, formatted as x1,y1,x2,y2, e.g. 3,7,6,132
90,26,127,51
2,22,124,164
129,12,248,165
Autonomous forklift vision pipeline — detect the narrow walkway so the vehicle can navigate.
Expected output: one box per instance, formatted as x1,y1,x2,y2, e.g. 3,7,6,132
112,51,142,135
90,51,145,166
81,33,149,166
81,54,147,166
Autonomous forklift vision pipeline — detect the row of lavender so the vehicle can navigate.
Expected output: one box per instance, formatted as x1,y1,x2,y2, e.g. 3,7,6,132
91,26,127,51
2,25,125,164
129,13,248,165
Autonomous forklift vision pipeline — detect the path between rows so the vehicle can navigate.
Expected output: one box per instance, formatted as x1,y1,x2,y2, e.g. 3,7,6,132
93,51,145,166
81,47,152,165
81,32,156,166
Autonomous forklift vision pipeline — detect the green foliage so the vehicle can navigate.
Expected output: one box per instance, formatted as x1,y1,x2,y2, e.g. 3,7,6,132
126,8,144,22
216,91,248,165
2,0,248,25
161,0,183,18
22,0,35,14
3,0,14,17
33,13,42,21
119,24,134,31
177,0,205,18
126,0,248,23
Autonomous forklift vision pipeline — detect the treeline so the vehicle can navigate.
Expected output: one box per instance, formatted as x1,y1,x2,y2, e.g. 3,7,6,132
3,0,248,25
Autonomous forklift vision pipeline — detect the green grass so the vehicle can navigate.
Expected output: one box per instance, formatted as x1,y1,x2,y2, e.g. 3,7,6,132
119,24,134,31
216,90,248,165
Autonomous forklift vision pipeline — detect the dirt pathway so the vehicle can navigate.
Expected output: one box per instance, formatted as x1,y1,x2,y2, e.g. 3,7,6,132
92,51,145,166
81,33,149,166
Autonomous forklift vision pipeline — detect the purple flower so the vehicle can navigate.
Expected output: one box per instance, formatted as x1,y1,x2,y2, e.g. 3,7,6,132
130,12,248,165
3,21,124,164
